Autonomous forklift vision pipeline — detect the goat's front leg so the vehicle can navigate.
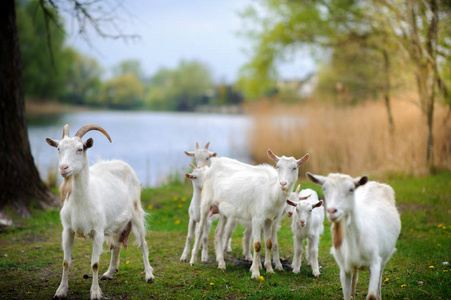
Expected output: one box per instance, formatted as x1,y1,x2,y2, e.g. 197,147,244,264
190,207,208,265
181,218,196,261
292,237,303,274
307,236,320,277
250,219,263,279
340,269,352,300
368,262,382,300
54,228,74,299
263,220,274,273
270,219,283,271
90,231,104,300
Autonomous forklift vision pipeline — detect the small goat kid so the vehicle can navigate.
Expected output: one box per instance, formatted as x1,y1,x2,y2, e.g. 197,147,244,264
46,124,154,300
190,150,309,279
307,172,401,300
180,163,213,262
286,185,324,277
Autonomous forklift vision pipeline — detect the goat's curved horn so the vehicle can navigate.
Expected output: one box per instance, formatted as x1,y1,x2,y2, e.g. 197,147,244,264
205,142,210,149
196,142,199,149
74,124,112,142
62,124,70,138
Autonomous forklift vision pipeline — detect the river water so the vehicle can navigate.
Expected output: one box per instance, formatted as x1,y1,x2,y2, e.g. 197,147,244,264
28,111,253,187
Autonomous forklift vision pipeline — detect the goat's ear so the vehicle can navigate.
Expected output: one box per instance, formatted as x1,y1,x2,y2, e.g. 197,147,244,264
297,153,310,166
299,194,311,201
286,199,297,207
83,138,94,150
185,173,191,179
46,138,59,148
354,175,368,188
312,200,323,209
306,172,326,186
267,149,280,163
185,151,195,157
210,152,217,158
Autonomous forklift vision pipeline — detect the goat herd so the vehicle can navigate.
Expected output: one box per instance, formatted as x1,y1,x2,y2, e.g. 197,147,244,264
46,124,401,300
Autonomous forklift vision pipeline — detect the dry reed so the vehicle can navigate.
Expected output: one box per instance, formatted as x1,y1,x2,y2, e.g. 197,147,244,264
246,99,451,178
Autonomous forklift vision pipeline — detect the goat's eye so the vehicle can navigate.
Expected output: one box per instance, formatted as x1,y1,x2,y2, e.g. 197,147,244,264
309,210,312,213
349,188,355,192
206,158,209,160
77,149,83,153
292,167,297,171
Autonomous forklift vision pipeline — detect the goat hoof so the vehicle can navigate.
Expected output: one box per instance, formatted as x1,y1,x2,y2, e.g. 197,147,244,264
146,277,154,284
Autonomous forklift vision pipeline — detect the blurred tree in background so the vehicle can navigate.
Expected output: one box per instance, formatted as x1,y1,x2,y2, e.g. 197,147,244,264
98,73,145,109
239,0,450,166
16,0,76,101
146,60,214,111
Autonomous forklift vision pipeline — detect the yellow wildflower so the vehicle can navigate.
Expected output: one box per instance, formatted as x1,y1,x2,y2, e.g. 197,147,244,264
210,283,214,286
175,220,181,225
385,278,389,282
444,270,448,273
173,197,178,201
148,205,153,210
259,276,264,281
181,197,186,202
126,261,130,264
438,224,443,227
401,284,406,288
178,204,183,208
429,265,434,269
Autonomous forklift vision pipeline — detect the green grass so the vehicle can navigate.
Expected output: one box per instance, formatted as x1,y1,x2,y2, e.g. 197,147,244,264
0,171,450,299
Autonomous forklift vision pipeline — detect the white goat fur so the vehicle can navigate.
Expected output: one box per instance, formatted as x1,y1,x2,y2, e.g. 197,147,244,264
307,172,401,300
287,186,324,277
46,124,154,300
190,150,309,279
180,164,213,262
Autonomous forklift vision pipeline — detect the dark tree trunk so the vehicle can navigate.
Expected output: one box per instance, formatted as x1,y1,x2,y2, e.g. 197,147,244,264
0,0,57,217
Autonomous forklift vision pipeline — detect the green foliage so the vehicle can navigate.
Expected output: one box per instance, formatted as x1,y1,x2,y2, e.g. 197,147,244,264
146,60,214,111
16,0,76,101
97,73,145,109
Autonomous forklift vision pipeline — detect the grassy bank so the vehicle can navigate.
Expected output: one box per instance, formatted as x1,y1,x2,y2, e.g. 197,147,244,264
0,172,450,299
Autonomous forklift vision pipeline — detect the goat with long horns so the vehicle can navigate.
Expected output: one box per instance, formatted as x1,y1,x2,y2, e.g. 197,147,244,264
46,124,154,300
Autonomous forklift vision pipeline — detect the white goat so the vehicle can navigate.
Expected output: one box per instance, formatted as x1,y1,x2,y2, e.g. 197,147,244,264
286,185,324,277
184,142,217,166
307,172,401,300
190,150,309,279
46,124,154,300
180,163,213,262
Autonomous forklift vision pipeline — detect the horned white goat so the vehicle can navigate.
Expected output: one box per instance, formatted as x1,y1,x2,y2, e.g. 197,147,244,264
180,163,213,262
286,185,324,277
190,150,309,279
307,172,401,300
46,124,154,300
184,142,217,166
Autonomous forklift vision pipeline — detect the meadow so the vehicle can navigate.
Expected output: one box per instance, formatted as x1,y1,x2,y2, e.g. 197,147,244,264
0,171,449,299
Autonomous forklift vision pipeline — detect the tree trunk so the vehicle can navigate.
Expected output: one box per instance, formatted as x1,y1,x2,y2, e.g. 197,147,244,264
0,0,57,217
382,49,394,134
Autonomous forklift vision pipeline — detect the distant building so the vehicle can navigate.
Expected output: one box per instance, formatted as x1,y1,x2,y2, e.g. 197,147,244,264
277,73,318,99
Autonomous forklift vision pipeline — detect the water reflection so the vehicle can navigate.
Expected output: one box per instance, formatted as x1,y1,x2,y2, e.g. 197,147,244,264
28,111,252,187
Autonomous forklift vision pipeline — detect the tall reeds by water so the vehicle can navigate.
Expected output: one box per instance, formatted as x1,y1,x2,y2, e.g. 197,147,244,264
247,98,451,178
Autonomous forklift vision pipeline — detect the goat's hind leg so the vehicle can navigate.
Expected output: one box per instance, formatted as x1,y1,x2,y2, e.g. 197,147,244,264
101,241,122,280
54,228,74,299
132,218,154,283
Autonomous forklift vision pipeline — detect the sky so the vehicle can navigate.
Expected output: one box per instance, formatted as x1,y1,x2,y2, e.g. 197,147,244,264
64,0,315,83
